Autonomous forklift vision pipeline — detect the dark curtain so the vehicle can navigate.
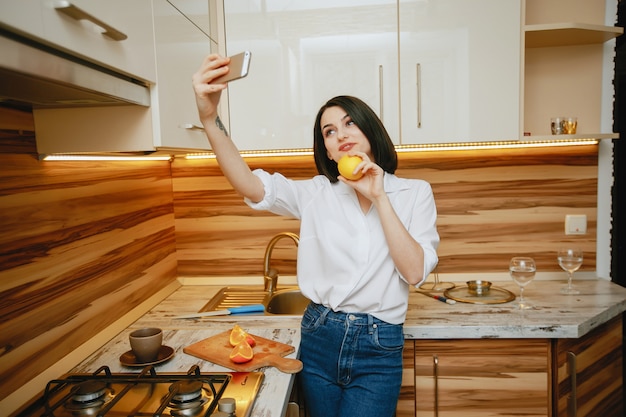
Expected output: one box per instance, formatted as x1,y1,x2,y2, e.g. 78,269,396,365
612,0,625,404
613,1,625,287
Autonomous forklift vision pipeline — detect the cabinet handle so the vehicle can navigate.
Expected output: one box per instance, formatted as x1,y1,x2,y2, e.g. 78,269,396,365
416,63,422,129
54,1,128,41
179,123,205,131
433,354,439,417
378,65,384,123
567,351,577,417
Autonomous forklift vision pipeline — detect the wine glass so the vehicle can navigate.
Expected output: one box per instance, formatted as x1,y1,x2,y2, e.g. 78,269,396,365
558,248,583,294
509,257,536,310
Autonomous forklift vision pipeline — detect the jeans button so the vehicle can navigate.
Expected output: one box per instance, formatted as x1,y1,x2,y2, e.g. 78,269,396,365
348,314,356,321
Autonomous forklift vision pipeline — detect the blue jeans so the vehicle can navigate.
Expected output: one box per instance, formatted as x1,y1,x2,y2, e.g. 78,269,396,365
299,302,404,417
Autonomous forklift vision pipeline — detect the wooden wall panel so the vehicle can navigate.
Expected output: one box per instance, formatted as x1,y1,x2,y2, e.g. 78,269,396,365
0,108,600,405
172,145,598,277
0,127,178,402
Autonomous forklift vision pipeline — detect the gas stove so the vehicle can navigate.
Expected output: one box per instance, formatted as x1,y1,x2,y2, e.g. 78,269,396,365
15,365,264,417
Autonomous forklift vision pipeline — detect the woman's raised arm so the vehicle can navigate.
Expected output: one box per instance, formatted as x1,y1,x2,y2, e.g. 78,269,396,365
192,54,265,203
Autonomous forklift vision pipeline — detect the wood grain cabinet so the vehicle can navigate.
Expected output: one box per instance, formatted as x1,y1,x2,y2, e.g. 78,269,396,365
554,315,623,417
398,315,623,417
411,339,549,417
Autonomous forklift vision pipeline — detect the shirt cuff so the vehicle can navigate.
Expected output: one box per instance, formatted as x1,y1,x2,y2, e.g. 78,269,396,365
243,169,275,210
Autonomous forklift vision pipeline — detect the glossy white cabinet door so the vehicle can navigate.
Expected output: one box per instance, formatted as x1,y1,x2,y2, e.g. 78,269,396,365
152,0,214,150
399,0,522,144
223,0,397,150
0,0,45,38
222,0,521,149
39,0,157,83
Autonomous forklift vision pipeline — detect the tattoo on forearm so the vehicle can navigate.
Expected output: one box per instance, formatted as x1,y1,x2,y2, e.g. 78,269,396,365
216,116,229,137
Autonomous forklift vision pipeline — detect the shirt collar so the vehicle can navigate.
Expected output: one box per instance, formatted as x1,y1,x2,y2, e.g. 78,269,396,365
335,172,410,194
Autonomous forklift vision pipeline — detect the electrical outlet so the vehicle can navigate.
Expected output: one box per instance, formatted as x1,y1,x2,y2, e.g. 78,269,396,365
565,214,587,235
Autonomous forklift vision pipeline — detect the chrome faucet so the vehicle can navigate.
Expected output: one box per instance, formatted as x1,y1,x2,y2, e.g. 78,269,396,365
263,232,299,294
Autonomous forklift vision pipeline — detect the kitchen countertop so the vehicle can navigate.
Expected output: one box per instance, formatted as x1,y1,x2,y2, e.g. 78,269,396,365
70,279,626,416
404,278,626,339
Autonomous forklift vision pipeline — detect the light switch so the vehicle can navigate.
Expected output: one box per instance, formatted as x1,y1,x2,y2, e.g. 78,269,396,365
565,214,587,235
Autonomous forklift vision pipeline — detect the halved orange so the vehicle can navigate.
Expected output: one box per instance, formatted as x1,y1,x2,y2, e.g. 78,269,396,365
229,324,256,347
229,340,254,364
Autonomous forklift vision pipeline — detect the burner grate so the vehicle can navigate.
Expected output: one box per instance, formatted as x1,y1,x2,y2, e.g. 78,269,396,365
32,365,231,417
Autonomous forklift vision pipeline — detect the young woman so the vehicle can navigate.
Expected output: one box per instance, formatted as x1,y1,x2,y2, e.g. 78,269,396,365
192,54,439,417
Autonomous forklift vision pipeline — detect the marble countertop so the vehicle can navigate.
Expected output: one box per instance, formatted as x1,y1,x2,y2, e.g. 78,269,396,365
70,278,626,417
404,279,626,338
71,284,302,417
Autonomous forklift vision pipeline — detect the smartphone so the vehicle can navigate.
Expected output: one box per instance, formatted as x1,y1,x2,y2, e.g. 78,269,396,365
213,51,252,83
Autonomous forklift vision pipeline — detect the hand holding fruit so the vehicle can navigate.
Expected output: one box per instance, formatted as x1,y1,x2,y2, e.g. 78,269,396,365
337,153,385,202
338,154,365,180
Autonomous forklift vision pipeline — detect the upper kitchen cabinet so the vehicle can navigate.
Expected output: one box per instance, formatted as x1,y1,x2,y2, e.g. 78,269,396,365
218,0,398,150
398,0,522,144
0,0,157,83
217,0,521,150
18,0,215,154
152,0,215,151
522,0,623,138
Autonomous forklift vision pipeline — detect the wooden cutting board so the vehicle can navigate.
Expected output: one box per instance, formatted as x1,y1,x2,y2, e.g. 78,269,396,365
183,330,303,374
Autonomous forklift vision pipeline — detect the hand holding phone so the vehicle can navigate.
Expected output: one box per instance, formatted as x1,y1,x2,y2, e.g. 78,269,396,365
213,51,251,84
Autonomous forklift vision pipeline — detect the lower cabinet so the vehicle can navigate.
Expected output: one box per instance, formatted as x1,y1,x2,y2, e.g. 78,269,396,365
398,315,623,417
397,341,417,417
412,338,549,417
554,316,623,417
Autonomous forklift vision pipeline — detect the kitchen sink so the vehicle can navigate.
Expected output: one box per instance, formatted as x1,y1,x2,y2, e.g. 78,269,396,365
266,290,310,315
199,286,310,316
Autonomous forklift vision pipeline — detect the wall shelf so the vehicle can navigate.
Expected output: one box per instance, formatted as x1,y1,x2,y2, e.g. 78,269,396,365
523,133,619,141
525,22,623,48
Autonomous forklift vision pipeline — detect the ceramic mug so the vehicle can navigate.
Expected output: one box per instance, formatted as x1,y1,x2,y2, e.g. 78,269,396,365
129,327,163,363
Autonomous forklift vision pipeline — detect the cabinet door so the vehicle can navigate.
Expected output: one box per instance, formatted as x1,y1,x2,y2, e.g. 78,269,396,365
0,0,44,38
168,0,211,35
399,0,521,144
554,315,623,417
414,339,549,417
153,0,214,150
39,0,156,82
397,340,416,417
222,0,397,151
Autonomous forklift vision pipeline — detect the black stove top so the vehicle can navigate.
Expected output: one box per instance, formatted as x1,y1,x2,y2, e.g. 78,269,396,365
15,365,264,417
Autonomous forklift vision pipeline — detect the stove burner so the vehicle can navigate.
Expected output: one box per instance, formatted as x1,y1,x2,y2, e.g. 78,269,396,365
64,381,113,413
167,380,209,416
169,380,204,402
73,381,108,402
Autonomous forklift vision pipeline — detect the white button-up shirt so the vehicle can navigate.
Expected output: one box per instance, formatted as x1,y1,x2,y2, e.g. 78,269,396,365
245,170,439,324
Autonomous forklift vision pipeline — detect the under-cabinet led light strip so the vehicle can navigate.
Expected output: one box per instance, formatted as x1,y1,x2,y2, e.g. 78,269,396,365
39,139,599,161
41,154,173,161
184,138,599,159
